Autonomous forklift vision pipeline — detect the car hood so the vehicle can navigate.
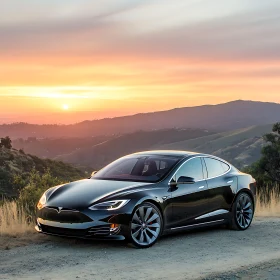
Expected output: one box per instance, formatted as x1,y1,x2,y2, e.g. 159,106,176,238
46,179,152,209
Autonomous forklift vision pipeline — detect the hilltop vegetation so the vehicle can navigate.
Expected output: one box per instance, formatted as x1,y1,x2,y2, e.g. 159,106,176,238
0,147,85,198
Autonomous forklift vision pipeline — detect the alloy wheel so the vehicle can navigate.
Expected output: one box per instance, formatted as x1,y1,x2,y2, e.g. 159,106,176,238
131,204,161,247
236,193,253,229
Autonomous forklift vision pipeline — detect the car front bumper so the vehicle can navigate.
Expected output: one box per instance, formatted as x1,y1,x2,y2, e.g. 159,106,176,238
35,220,125,240
35,206,131,240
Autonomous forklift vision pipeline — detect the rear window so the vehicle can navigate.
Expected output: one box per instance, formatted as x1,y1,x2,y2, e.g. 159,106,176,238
204,157,230,178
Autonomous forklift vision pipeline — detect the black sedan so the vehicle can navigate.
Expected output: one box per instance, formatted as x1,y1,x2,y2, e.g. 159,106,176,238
36,150,256,248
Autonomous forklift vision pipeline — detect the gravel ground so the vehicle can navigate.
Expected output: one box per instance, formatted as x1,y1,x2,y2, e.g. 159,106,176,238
203,259,280,280
1,217,280,280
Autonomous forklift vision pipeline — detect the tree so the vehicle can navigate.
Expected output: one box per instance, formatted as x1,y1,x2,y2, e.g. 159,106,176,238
259,122,280,182
248,123,280,185
0,136,12,149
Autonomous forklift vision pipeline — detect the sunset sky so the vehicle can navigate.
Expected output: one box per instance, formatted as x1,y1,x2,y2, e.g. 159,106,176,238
1,0,280,124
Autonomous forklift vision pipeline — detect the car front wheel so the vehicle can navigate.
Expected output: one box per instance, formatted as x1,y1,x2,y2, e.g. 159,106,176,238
126,202,163,248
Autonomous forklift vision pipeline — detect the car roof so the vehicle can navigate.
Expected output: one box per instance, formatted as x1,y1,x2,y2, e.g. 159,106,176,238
130,150,200,157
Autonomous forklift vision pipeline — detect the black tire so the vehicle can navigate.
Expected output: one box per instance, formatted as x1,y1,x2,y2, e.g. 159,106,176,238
229,192,254,230
125,202,163,248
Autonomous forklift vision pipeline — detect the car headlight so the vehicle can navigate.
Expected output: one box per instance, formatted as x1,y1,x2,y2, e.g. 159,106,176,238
37,193,47,210
89,200,130,211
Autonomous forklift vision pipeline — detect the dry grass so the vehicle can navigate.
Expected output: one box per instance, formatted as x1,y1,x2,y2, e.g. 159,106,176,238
256,189,280,217
0,200,33,236
0,200,47,250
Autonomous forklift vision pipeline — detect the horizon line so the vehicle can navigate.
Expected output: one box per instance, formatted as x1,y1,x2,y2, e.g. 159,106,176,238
1,99,279,126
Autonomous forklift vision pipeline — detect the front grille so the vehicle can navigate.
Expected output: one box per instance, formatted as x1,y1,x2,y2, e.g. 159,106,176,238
41,224,87,237
87,225,110,236
39,207,92,223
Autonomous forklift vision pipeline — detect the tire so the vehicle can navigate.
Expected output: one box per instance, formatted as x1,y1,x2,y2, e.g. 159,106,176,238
229,192,254,230
125,202,163,248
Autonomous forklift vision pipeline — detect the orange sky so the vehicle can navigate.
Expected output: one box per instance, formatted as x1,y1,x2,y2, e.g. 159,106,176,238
1,0,280,124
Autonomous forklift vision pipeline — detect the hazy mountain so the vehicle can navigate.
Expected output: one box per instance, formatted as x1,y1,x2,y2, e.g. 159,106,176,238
12,136,111,159
55,128,214,169
158,124,273,168
56,124,272,170
1,100,279,139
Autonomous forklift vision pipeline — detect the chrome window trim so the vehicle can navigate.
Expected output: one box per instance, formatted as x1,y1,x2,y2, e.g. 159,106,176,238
168,155,232,185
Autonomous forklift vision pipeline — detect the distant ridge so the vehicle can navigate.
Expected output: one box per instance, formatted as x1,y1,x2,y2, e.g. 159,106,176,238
1,100,280,138
56,124,273,169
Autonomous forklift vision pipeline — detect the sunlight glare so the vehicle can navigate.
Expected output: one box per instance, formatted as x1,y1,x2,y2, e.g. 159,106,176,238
62,104,69,110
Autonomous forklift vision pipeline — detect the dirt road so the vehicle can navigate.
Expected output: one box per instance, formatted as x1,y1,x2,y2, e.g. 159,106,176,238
1,217,280,280
204,259,280,279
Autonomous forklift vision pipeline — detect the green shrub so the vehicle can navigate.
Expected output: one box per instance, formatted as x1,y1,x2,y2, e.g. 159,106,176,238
18,169,62,216
244,122,280,188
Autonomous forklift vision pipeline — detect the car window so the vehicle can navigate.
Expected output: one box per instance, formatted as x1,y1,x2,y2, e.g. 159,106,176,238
204,157,229,178
174,157,204,181
94,155,181,183
220,161,230,172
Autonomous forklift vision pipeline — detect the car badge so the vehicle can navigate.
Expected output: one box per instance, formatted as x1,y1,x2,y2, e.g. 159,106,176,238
57,207,63,213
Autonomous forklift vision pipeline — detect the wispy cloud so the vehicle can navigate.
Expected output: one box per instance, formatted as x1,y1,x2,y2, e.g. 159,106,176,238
0,0,280,122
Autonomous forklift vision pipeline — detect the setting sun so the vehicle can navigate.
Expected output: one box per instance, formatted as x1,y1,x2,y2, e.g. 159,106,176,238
62,104,69,110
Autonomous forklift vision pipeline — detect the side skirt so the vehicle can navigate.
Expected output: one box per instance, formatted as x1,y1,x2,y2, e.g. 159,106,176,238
162,219,227,235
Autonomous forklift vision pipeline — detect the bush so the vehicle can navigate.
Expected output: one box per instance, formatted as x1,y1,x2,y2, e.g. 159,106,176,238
245,122,280,188
18,169,62,216
0,136,12,149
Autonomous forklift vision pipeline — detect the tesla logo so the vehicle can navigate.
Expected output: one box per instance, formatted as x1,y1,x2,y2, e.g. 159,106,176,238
55,207,63,213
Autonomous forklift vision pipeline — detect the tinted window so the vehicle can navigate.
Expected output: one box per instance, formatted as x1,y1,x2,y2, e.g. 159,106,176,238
94,156,181,183
174,158,204,181
220,161,230,172
204,157,229,178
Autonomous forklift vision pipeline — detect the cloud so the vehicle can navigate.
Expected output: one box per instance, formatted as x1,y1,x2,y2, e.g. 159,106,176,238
0,0,280,101
0,0,280,63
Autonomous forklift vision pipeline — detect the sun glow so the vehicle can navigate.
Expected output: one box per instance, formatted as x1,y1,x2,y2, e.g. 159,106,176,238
62,104,69,110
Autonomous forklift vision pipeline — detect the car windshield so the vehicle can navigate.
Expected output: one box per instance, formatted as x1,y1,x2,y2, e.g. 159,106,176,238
93,155,182,183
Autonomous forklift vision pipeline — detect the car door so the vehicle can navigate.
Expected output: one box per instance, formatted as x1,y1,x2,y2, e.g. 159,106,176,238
170,157,210,228
203,157,238,219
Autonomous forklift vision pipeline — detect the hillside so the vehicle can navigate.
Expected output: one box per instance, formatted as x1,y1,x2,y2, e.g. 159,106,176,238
56,128,214,169
12,136,111,159
158,124,273,168
0,148,85,198
56,124,273,170
1,100,280,139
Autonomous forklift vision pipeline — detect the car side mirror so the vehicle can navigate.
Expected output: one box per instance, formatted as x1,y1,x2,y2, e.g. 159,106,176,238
177,176,195,184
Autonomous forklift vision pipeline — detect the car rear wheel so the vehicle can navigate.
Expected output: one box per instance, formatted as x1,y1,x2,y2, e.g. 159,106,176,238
229,192,254,230
126,202,163,248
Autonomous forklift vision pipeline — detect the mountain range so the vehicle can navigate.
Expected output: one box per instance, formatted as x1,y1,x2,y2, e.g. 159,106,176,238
1,100,279,175
1,100,280,139
55,124,272,170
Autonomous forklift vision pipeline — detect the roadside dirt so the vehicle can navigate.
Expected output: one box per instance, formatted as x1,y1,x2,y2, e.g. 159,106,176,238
203,258,280,280
1,217,280,280
0,233,50,250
